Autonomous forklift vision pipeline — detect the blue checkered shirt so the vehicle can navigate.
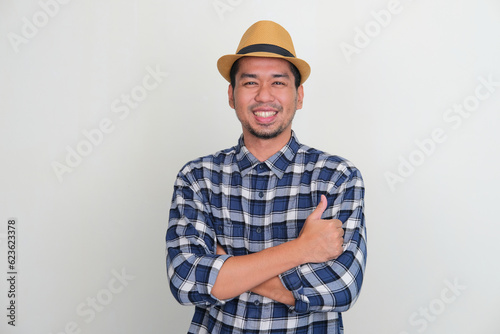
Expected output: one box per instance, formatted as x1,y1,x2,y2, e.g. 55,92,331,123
166,132,367,333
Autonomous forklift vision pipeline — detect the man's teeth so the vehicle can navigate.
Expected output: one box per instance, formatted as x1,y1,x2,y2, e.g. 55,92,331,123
254,111,276,117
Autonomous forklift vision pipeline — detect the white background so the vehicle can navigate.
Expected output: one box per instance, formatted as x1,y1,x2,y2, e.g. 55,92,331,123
1,0,499,333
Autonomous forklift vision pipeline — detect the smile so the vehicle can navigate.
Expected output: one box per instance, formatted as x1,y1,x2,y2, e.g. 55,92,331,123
253,111,277,118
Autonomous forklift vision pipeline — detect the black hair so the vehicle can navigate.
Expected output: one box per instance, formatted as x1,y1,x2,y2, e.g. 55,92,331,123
229,57,302,90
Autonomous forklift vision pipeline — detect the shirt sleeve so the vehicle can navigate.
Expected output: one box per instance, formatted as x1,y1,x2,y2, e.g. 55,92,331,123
279,167,367,313
166,172,232,307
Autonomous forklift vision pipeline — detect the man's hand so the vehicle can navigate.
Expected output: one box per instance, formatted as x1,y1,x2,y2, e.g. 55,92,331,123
216,243,227,255
296,195,344,263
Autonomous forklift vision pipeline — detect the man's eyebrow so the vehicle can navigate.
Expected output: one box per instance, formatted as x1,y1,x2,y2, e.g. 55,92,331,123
272,73,289,78
239,73,290,79
239,73,257,79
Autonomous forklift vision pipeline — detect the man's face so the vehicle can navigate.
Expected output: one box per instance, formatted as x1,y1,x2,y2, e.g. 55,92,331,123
228,57,304,142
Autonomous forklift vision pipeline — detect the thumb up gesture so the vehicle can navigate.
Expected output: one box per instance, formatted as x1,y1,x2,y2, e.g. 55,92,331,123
297,195,344,263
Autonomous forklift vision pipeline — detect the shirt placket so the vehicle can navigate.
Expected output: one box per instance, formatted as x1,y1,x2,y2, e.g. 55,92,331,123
244,163,272,332
253,163,270,249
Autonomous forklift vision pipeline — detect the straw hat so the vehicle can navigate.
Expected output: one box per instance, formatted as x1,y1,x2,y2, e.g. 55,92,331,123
217,20,311,85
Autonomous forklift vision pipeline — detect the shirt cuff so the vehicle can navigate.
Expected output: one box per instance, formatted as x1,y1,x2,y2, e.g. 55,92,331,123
279,267,309,313
195,254,232,305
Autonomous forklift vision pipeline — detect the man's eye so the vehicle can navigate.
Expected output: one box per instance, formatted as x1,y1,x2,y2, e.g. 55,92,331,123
273,81,285,85
243,82,257,86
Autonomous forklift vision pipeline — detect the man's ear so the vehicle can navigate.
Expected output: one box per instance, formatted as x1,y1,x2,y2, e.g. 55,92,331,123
296,85,304,110
228,84,235,109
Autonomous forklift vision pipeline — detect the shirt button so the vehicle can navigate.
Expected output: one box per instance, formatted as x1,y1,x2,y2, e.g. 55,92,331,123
258,192,264,198
218,225,223,231
256,227,262,233
254,300,260,306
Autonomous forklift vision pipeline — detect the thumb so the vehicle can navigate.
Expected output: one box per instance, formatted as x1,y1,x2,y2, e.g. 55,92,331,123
309,195,327,220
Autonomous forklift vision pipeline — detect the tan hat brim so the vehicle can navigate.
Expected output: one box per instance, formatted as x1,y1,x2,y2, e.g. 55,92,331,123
217,52,311,85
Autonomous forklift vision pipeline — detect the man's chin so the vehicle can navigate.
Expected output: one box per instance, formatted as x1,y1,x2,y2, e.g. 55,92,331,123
249,129,282,140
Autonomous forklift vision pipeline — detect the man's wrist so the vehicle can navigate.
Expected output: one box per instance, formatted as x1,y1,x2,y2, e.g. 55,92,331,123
285,238,308,265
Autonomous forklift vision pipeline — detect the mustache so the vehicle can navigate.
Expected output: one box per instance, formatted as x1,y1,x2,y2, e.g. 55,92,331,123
248,103,283,111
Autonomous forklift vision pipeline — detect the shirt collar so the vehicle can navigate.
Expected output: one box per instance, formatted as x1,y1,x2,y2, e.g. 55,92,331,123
235,131,301,179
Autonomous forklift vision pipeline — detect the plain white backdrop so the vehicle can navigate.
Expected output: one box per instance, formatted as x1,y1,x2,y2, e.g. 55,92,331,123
1,0,499,333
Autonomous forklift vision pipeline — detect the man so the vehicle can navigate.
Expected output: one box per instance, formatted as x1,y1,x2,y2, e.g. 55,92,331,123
166,20,367,333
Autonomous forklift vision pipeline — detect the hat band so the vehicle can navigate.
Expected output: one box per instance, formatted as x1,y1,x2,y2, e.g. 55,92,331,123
237,43,295,58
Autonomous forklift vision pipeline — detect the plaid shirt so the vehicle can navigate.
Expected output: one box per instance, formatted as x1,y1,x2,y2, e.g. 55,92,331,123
166,132,367,334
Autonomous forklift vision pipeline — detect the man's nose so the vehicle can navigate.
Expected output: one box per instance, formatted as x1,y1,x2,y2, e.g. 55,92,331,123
255,84,274,102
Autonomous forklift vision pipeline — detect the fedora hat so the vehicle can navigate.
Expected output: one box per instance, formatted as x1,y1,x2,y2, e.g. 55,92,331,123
217,20,311,85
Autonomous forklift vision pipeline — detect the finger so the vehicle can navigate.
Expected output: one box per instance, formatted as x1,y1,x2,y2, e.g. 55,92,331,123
333,219,343,228
216,243,226,255
309,195,328,220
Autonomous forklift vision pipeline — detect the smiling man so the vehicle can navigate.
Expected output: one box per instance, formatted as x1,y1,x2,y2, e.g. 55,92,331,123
166,20,367,333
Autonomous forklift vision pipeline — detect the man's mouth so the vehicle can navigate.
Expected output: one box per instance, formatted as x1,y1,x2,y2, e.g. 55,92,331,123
252,108,278,124
254,110,277,118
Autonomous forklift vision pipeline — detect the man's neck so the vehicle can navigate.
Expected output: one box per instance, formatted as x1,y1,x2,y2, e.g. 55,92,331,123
243,131,292,162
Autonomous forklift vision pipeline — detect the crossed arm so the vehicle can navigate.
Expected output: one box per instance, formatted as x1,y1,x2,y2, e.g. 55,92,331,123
167,169,366,312
211,195,343,305
215,244,294,305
